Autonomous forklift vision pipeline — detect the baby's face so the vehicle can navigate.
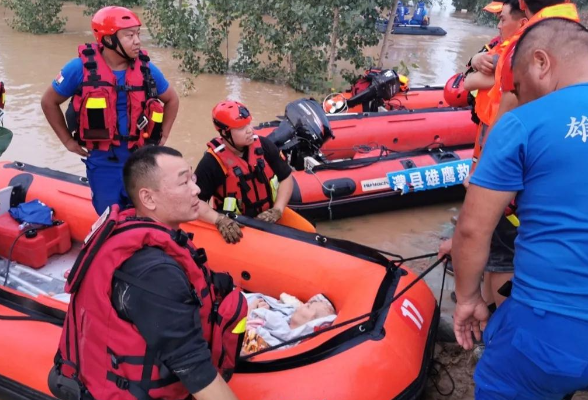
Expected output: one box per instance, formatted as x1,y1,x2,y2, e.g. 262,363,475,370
289,301,334,329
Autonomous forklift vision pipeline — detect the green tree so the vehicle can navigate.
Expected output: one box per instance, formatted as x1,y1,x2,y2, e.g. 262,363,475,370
143,0,398,91
145,0,231,75
74,0,144,16
234,0,387,91
1,0,66,34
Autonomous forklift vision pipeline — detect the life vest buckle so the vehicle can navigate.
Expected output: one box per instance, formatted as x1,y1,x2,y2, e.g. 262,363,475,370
83,61,97,70
171,229,193,247
136,114,149,131
81,47,95,56
233,167,244,178
114,376,129,390
146,78,158,98
190,247,208,266
110,354,119,369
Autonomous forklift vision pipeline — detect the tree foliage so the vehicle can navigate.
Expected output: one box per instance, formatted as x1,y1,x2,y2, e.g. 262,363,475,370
146,0,390,92
231,0,387,91
1,0,66,34
75,0,144,16
144,0,232,75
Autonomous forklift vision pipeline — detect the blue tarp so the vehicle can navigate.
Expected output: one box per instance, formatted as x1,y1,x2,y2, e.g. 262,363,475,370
9,200,53,226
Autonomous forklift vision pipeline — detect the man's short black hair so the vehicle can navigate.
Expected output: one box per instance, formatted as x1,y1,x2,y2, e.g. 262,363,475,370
502,0,526,19
123,146,183,206
513,18,588,68
523,0,567,16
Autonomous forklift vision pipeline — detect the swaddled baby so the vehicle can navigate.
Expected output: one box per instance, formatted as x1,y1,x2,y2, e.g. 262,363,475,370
242,293,336,354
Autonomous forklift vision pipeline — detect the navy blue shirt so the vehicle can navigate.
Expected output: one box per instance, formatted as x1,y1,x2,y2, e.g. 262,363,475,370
471,83,588,321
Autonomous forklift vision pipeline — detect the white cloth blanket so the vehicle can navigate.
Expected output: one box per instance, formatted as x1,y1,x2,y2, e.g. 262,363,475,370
244,293,336,348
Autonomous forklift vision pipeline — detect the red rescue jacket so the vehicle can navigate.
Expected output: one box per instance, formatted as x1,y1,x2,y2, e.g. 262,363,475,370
206,136,277,217
67,43,164,151
50,206,247,400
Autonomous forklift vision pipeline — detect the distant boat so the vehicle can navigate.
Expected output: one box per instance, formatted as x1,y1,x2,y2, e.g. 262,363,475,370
376,19,447,36
378,1,447,36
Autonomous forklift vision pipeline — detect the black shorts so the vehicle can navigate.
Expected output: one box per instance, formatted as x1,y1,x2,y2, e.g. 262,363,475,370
485,215,517,273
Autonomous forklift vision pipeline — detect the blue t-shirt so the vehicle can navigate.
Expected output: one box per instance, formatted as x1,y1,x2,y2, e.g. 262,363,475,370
471,83,588,321
52,57,169,166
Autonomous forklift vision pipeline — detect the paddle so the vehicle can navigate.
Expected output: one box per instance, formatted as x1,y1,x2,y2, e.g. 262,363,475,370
0,126,14,157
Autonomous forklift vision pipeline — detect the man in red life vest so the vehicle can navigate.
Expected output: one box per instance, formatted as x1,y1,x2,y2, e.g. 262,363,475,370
49,146,245,400
41,6,179,215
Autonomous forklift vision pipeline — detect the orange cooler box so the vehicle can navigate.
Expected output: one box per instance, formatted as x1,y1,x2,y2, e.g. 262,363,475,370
0,213,72,269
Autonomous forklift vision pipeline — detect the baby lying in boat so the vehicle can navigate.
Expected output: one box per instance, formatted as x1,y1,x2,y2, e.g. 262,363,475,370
242,293,336,355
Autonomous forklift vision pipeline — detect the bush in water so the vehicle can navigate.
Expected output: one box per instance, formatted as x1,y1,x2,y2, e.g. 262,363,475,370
1,0,66,34
75,0,144,16
145,0,390,92
144,0,229,75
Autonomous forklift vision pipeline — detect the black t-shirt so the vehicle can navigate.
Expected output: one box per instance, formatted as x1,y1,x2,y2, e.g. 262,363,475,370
111,246,217,394
195,136,292,202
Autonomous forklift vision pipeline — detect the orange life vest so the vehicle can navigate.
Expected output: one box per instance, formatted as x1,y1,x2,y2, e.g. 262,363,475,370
472,42,502,128
471,42,506,172
486,3,580,125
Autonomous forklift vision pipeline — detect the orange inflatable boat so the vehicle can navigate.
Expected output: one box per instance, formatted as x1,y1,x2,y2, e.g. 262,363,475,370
0,161,439,400
255,105,476,162
254,99,475,219
322,69,448,114
289,145,473,220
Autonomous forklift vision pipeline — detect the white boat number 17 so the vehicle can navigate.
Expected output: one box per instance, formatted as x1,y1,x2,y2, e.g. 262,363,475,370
401,299,424,331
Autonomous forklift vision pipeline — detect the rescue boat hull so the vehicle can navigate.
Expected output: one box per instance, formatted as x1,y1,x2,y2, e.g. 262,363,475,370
255,107,476,160
289,146,472,220
376,20,447,36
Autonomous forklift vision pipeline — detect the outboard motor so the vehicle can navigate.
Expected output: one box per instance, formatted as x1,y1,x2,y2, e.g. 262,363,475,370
267,98,333,170
347,69,401,112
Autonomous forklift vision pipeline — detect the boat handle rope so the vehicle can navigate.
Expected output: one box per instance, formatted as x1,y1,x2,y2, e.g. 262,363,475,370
240,253,449,360
306,168,336,220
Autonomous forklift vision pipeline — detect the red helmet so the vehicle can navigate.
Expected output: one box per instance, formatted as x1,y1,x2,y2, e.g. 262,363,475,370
444,73,469,108
212,100,252,133
91,6,141,44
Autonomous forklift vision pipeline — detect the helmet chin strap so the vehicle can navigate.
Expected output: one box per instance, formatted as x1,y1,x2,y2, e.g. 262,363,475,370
221,130,245,153
102,35,134,62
